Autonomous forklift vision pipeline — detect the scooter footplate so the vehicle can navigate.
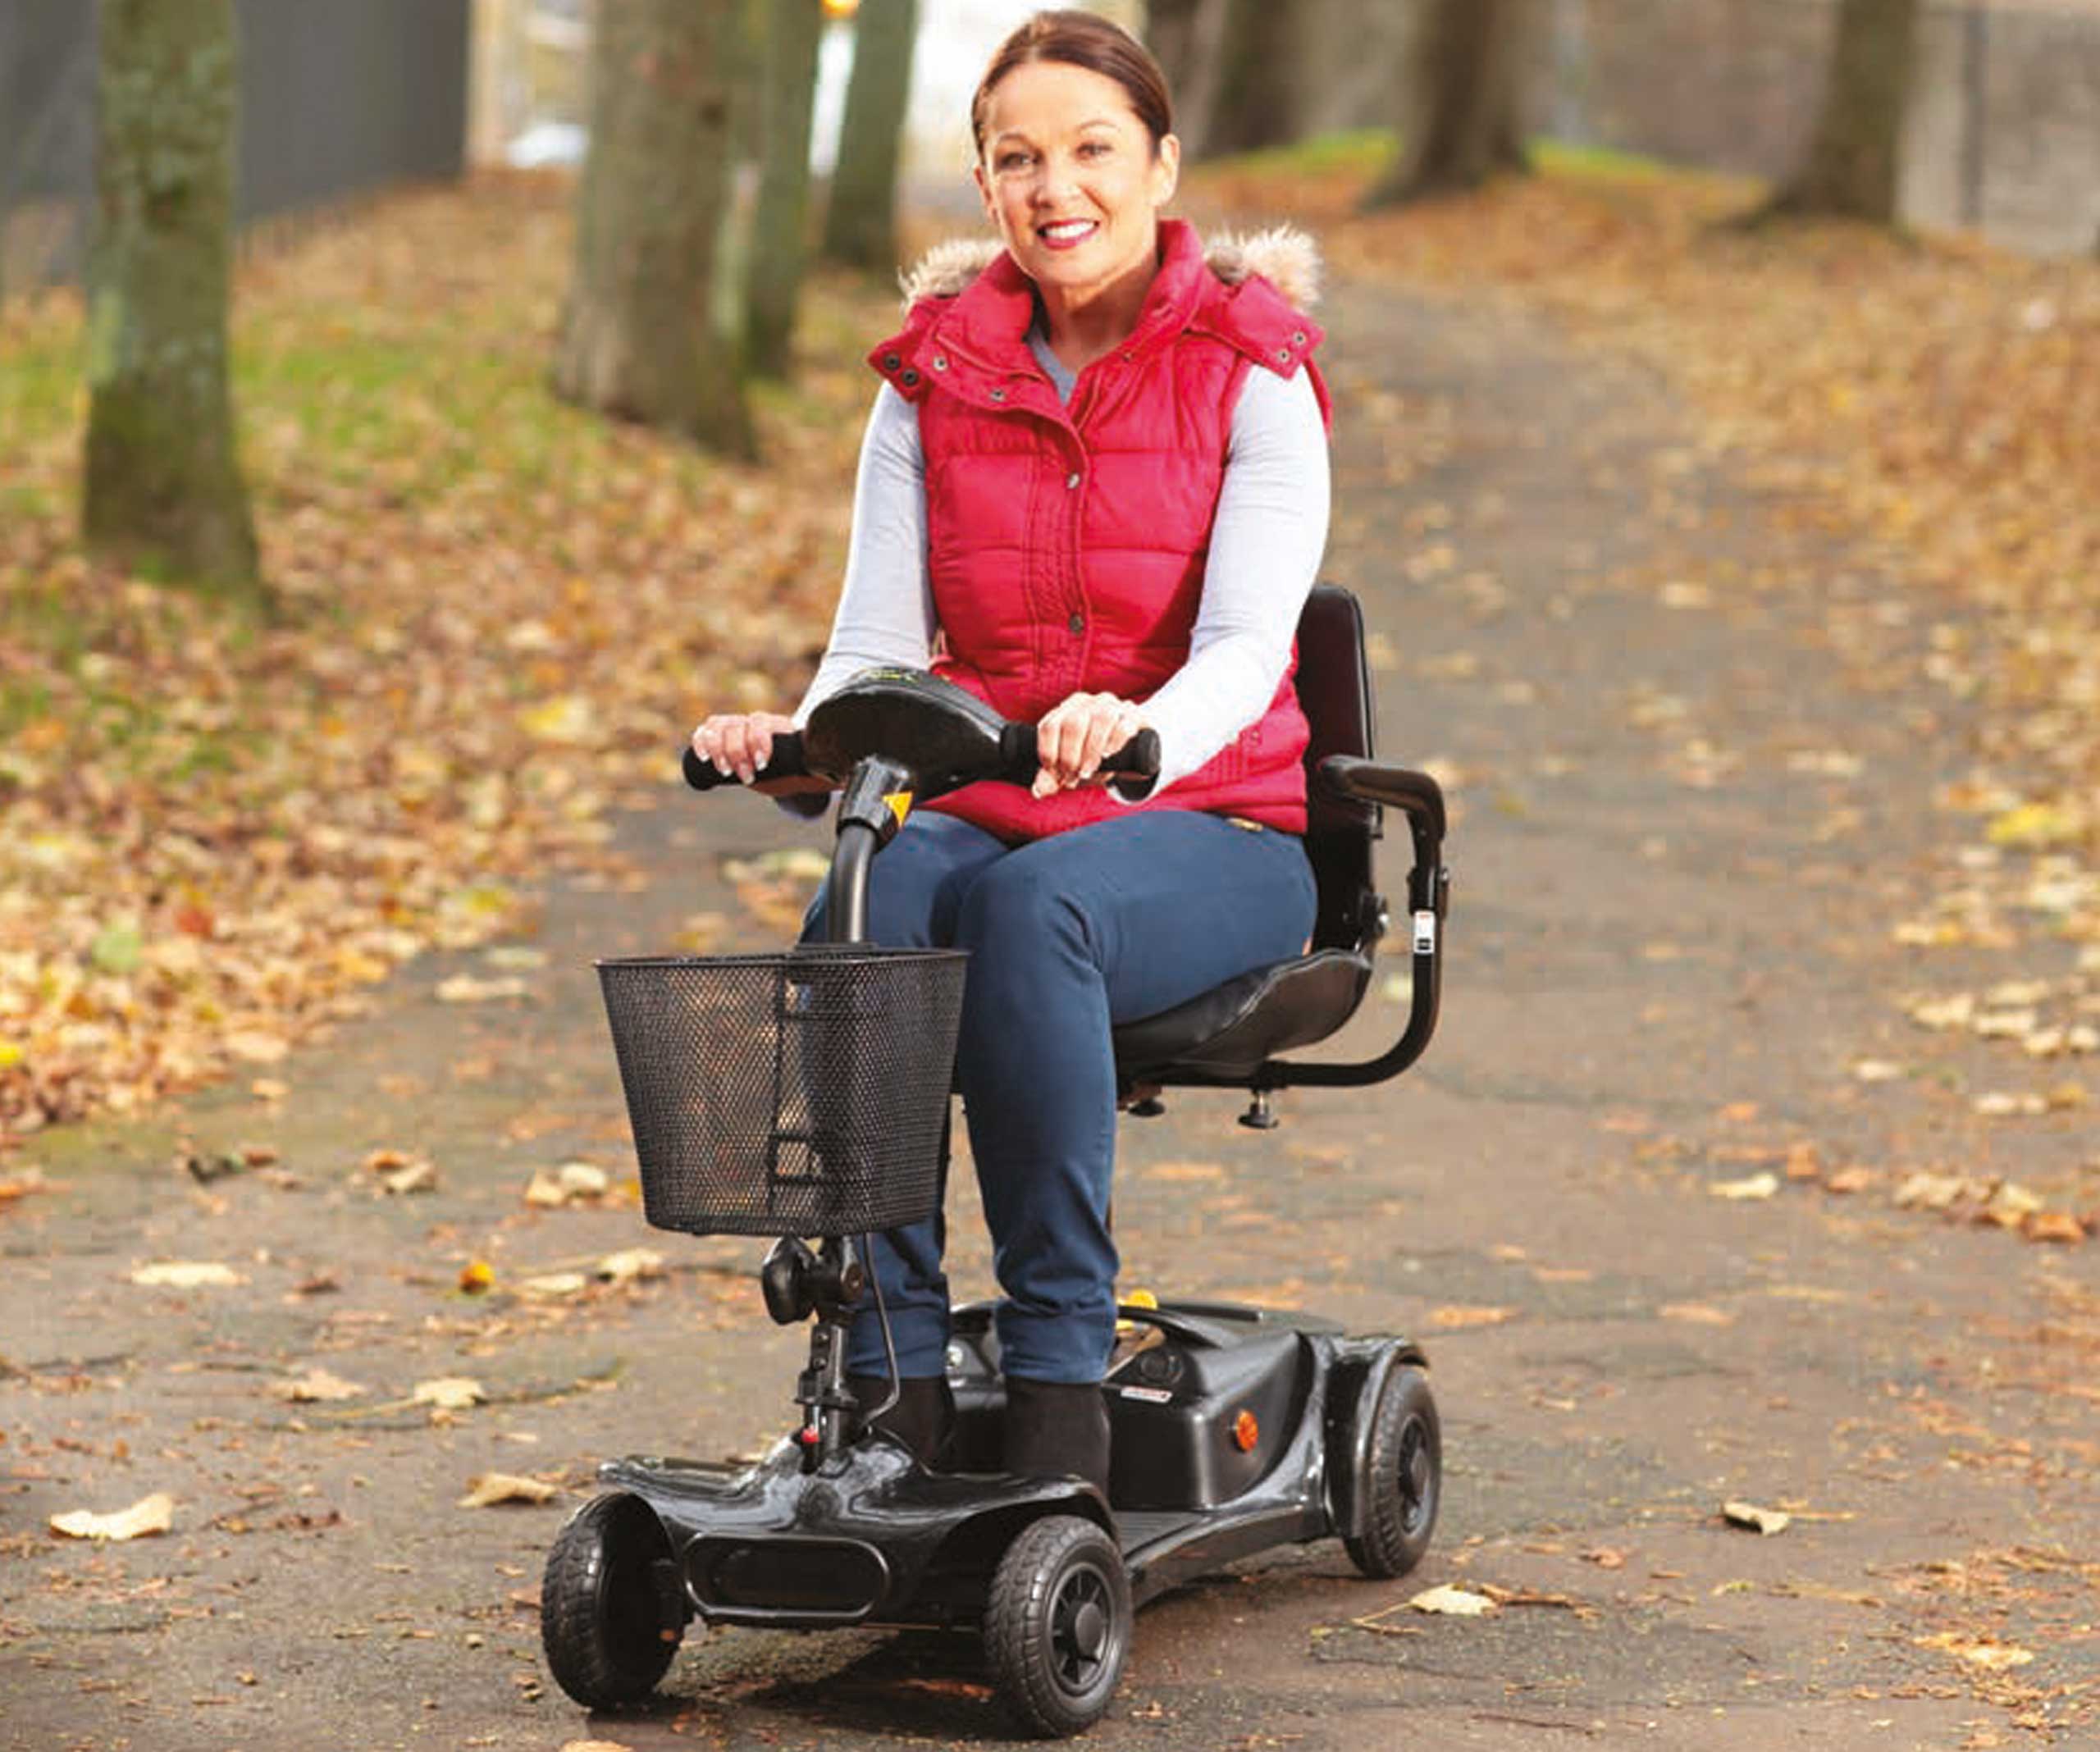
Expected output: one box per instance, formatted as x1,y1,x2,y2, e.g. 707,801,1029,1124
1114,1510,1202,1554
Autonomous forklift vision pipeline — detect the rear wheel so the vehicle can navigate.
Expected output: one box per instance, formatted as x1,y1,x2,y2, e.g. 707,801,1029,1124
541,1492,684,1708
984,1513,1131,1737
1344,1364,1440,1580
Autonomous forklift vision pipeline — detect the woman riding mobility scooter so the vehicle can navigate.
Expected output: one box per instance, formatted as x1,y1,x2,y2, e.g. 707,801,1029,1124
542,585,1450,1736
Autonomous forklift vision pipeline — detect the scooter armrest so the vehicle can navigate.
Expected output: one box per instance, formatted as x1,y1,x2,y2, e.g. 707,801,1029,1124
1317,757,1447,919
1315,756,1446,842
1258,757,1449,1092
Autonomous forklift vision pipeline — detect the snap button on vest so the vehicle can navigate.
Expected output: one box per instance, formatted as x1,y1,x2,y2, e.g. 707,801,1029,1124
882,352,901,370
902,368,920,386
1066,471,1081,489
1067,612,1084,634
933,355,948,371
989,387,1007,401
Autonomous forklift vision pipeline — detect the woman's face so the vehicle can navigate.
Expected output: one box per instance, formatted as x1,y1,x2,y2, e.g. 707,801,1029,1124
974,60,1180,304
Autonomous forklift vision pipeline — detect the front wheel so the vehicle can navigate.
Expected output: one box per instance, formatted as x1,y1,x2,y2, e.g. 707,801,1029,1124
1344,1364,1440,1579
541,1492,685,1709
984,1513,1131,1737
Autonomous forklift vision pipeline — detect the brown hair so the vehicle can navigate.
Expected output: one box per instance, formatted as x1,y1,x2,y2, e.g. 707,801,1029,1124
970,10,1174,159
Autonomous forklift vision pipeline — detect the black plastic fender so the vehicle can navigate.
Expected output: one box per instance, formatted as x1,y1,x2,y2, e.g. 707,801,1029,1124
599,1439,1112,1629
1322,1337,1430,1542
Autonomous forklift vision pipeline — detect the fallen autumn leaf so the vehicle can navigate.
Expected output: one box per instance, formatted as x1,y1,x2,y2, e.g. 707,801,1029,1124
596,1248,664,1284
412,1377,486,1412
1428,1305,1518,1330
459,1472,559,1508
50,1492,176,1541
271,1369,366,1403
524,1161,610,1207
1915,1632,2036,1671
1407,1582,1498,1616
129,1261,243,1288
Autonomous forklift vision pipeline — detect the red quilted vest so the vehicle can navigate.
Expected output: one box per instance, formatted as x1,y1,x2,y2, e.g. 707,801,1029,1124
867,219,1330,844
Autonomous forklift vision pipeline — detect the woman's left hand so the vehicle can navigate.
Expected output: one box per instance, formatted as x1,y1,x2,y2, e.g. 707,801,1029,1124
1032,691,1150,798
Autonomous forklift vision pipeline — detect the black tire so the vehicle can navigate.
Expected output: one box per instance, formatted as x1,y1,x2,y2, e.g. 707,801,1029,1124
541,1492,684,1709
983,1513,1131,1738
1343,1364,1440,1580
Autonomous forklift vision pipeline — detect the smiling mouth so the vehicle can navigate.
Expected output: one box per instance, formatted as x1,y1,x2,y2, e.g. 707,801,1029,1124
1037,219,1098,249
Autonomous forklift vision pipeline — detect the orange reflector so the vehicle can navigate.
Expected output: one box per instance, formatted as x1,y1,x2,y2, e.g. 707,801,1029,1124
1232,1409,1259,1451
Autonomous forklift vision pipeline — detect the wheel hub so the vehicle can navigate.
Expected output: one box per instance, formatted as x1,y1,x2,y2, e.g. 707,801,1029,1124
1067,1599,1107,1660
1051,1567,1114,1688
1399,1418,1431,1528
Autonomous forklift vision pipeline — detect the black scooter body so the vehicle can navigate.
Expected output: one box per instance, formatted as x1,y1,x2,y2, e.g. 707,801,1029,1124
597,1299,1425,1630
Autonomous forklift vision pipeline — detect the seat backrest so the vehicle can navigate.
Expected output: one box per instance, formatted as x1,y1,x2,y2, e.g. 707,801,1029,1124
1294,585,1381,953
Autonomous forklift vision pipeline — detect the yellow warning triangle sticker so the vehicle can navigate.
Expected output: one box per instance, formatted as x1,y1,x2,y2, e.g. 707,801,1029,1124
883,791,913,827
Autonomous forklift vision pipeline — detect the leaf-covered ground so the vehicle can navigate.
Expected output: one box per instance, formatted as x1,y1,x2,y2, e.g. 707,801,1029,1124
1212,141,2099,904
1200,141,2099,1233
0,176,889,1142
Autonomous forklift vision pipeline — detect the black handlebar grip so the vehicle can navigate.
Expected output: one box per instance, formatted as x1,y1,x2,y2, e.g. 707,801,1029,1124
997,723,1162,796
1102,728,1161,801
1100,728,1161,781
682,732,810,791
997,722,1040,784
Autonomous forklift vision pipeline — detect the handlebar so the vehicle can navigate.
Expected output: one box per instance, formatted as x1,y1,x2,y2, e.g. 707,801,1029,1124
682,735,812,792
682,725,1162,799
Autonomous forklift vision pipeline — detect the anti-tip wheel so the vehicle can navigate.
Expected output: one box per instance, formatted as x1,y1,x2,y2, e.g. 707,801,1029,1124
541,1491,684,1709
984,1513,1131,1738
1344,1363,1440,1580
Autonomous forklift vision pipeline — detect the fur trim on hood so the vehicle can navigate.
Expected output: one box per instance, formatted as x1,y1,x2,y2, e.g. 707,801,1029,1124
897,223,1322,311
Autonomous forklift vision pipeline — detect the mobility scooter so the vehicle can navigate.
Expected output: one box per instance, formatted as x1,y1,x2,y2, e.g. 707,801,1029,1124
542,585,1451,1736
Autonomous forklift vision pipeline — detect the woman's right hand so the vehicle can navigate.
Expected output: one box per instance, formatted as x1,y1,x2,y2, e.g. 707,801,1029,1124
690,711,829,795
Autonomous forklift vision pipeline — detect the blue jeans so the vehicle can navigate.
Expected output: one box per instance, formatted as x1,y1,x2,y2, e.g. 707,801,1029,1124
804,809,1317,1385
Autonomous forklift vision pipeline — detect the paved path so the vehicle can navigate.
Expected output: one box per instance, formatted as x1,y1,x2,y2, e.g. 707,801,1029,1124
2,274,2093,1752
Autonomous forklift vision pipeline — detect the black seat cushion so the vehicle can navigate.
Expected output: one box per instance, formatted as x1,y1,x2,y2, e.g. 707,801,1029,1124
1112,950,1373,1082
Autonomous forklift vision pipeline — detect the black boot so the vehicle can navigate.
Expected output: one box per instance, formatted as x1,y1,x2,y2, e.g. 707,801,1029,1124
847,1373,955,1467
1003,1376,1112,1496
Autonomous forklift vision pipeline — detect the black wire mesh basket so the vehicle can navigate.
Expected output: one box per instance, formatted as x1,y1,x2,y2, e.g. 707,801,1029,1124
596,948,968,1238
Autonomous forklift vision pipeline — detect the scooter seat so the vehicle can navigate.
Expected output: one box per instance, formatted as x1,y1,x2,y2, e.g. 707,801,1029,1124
1111,949,1374,1082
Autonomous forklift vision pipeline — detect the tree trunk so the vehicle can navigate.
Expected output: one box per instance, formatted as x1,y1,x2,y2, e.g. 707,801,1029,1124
1363,0,1532,209
1142,0,1208,103
82,0,262,604
553,0,754,459
820,0,918,273
1760,0,1920,224
1144,0,1231,158
742,0,825,378
1195,0,1308,160
726,0,769,169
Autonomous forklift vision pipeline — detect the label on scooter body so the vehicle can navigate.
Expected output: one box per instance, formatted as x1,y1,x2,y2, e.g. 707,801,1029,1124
1413,910,1437,954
